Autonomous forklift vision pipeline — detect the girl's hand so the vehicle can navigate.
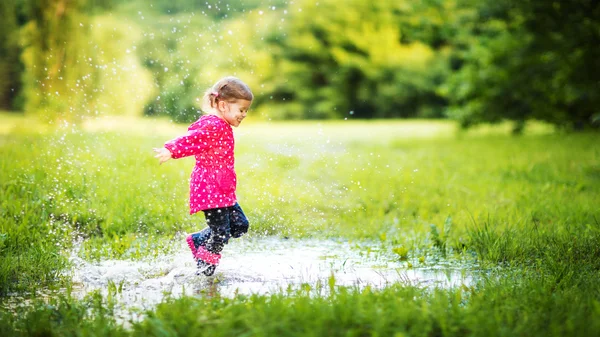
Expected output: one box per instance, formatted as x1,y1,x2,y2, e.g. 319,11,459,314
153,147,172,164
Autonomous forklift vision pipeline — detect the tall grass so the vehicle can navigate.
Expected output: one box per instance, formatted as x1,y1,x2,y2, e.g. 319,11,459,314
1,114,599,336
1,117,599,289
2,273,599,336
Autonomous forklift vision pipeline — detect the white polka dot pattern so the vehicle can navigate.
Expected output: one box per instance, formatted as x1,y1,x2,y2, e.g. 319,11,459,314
164,115,237,214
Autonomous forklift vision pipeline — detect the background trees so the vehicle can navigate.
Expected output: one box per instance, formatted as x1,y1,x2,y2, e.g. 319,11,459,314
443,0,600,131
0,1,25,111
259,0,445,120
1,0,598,130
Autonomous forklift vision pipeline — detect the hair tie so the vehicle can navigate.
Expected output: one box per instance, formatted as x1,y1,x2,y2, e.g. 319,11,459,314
212,91,219,98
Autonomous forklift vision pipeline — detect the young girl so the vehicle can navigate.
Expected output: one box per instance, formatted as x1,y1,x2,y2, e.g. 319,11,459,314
154,76,253,276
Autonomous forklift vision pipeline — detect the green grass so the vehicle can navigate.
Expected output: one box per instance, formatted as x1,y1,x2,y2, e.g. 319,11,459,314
1,113,599,336
2,272,600,336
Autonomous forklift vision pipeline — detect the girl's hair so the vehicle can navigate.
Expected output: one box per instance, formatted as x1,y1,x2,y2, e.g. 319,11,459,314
203,76,253,111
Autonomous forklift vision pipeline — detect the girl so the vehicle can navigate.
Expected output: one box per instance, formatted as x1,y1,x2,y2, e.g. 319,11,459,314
154,76,253,276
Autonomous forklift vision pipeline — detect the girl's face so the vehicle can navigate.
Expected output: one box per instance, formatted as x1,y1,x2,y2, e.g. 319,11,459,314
217,99,252,127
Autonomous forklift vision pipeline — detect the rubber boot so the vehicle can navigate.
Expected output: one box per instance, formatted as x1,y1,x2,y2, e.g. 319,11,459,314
186,227,211,258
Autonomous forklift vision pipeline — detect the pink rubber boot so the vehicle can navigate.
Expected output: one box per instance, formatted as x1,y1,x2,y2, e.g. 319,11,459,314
195,246,221,276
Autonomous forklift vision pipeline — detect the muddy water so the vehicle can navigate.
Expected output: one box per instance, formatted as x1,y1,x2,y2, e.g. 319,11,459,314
68,237,474,313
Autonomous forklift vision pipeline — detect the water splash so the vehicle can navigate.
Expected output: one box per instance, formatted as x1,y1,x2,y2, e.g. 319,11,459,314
67,237,474,313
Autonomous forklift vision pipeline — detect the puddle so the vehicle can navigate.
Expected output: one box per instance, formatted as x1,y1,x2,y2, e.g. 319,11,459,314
66,237,474,315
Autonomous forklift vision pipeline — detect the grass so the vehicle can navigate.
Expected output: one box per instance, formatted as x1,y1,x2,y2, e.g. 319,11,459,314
2,272,600,336
1,112,599,336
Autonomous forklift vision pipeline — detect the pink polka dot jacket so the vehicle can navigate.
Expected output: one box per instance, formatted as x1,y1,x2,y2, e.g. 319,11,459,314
164,115,237,214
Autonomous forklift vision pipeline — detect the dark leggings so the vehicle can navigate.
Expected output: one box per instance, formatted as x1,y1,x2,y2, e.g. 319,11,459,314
191,203,249,254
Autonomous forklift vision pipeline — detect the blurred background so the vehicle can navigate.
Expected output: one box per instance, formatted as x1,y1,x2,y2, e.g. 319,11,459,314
1,0,599,131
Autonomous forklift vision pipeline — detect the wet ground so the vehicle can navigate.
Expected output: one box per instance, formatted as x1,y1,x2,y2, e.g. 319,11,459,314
67,237,474,315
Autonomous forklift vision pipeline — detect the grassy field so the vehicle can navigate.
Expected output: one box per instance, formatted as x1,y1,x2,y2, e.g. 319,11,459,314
1,112,599,336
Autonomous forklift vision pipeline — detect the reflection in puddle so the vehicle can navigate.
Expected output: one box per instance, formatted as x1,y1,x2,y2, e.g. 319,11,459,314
68,237,474,314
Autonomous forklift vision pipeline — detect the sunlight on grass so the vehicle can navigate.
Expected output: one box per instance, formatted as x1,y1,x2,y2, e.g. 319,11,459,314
0,112,555,139
1,113,599,336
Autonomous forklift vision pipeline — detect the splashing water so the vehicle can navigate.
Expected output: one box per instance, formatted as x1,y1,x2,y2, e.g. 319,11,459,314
67,237,474,315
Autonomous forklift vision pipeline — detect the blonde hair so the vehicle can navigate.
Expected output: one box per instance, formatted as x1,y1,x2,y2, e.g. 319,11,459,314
203,76,253,111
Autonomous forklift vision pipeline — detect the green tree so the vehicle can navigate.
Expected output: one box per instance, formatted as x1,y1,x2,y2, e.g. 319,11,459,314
260,0,447,120
136,11,212,123
0,0,25,111
19,0,153,121
20,0,96,121
444,0,600,131
146,0,287,19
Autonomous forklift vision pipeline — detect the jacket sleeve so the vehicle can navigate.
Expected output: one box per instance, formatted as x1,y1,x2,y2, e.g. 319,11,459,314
164,121,220,159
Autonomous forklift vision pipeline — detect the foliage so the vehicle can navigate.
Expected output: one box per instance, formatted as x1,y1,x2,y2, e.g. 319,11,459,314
88,14,157,117
144,0,288,19
134,8,213,123
0,1,25,111
258,0,447,120
19,0,94,121
2,0,599,129
132,1,283,123
443,0,600,131
15,0,154,122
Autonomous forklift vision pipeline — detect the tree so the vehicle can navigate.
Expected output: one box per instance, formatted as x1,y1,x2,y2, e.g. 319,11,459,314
0,0,25,111
443,0,600,131
260,0,448,120
19,0,153,121
19,0,97,121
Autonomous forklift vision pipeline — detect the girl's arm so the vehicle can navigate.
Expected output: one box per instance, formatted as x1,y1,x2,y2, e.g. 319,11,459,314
161,122,221,159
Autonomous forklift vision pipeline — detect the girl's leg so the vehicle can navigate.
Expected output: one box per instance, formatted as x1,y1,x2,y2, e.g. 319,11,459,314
186,227,211,258
195,208,231,276
204,208,231,254
229,203,250,239
195,204,246,276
